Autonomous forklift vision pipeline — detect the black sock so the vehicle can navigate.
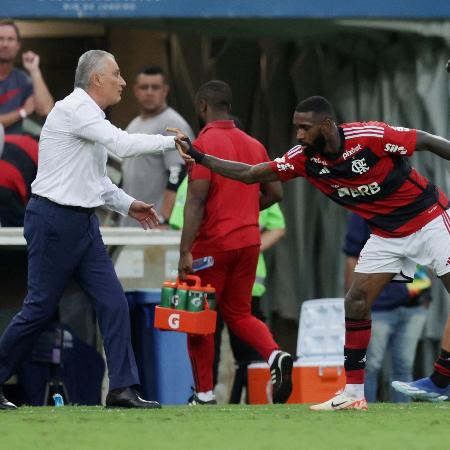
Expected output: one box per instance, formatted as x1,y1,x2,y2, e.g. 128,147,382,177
430,349,450,388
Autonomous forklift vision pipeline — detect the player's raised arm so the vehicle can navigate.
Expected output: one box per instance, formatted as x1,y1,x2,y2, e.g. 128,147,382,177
415,130,450,160
175,137,278,184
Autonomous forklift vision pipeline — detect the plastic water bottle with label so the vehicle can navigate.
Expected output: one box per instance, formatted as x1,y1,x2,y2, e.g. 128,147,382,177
192,256,214,272
53,393,64,407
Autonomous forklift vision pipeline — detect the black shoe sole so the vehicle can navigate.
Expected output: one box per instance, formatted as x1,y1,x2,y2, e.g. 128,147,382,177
272,354,293,404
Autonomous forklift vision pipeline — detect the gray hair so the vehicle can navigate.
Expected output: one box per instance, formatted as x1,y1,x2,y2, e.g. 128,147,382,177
74,50,114,90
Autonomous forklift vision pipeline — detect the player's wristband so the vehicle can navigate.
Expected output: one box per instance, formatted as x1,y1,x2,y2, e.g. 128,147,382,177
185,139,205,164
18,108,27,119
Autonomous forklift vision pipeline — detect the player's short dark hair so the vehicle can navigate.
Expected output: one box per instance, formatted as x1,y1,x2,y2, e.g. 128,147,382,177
0,19,20,41
136,65,166,83
196,80,232,112
295,96,334,120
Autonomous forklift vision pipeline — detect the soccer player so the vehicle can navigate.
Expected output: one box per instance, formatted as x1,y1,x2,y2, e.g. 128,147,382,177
175,95,450,410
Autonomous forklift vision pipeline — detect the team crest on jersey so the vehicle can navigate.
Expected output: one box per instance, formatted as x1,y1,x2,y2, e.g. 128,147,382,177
384,143,407,155
351,158,370,174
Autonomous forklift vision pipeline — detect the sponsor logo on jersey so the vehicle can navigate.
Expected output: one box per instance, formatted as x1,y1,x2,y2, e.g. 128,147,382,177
319,167,330,175
342,144,363,160
351,158,370,174
446,257,450,267
337,182,380,198
310,156,328,166
389,126,410,132
274,157,294,171
384,143,407,155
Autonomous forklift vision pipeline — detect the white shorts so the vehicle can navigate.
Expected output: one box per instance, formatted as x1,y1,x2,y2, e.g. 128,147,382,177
355,212,450,281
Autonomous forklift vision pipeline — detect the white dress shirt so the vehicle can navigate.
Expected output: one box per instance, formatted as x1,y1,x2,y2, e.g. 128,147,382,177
32,88,176,215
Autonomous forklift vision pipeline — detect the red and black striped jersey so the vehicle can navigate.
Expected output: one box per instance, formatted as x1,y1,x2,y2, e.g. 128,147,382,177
269,121,449,238
0,135,38,226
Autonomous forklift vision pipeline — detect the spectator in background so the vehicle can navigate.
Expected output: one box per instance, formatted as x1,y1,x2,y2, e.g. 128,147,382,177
121,65,194,227
343,212,430,402
0,19,54,134
0,127,38,226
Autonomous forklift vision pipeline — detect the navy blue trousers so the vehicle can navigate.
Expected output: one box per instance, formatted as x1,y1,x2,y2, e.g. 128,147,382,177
0,197,140,391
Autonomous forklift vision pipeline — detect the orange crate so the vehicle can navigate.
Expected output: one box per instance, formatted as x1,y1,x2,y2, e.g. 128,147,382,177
247,363,345,404
154,306,217,335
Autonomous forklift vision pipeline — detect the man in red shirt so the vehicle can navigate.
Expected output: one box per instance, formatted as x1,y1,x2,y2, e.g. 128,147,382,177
178,80,293,405
176,95,450,410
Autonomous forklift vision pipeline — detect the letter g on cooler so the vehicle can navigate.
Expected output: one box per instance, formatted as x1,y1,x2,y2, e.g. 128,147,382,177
168,313,180,329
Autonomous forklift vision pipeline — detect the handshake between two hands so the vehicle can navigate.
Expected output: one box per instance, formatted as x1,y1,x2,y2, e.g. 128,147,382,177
128,127,197,230
166,127,196,164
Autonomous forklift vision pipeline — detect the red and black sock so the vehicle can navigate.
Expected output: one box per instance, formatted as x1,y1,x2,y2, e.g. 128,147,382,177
430,349,450,388
344,317,371,384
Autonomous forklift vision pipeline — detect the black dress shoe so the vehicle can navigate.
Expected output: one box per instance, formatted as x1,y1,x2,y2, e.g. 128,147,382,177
105,387,161,409
0,386,17,410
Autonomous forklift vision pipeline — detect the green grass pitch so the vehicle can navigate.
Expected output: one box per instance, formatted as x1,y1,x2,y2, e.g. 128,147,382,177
2,403,449,450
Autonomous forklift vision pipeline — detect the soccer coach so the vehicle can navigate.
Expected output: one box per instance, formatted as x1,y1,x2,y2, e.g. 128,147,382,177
0,50,187,410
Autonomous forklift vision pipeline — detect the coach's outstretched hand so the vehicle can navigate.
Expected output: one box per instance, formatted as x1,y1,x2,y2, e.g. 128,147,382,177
128,200,159,230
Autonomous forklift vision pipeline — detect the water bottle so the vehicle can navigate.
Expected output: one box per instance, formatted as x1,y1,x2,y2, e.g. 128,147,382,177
172,283,189,310
182,275,204,312
160,280,177,308
203,284,216,311
192,256,214,272
186,287,205,312
53,393,64,407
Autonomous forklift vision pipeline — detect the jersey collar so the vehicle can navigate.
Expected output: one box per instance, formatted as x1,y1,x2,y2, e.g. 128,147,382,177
198,120,236,137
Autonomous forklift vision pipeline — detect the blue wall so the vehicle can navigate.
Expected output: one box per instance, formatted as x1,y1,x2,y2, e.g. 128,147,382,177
3,0,450,19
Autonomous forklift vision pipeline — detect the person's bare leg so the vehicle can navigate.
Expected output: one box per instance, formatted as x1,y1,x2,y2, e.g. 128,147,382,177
345,272,395,318
310,272,394,411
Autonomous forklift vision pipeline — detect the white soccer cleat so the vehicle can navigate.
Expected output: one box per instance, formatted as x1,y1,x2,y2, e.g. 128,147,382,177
309,390,368,411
